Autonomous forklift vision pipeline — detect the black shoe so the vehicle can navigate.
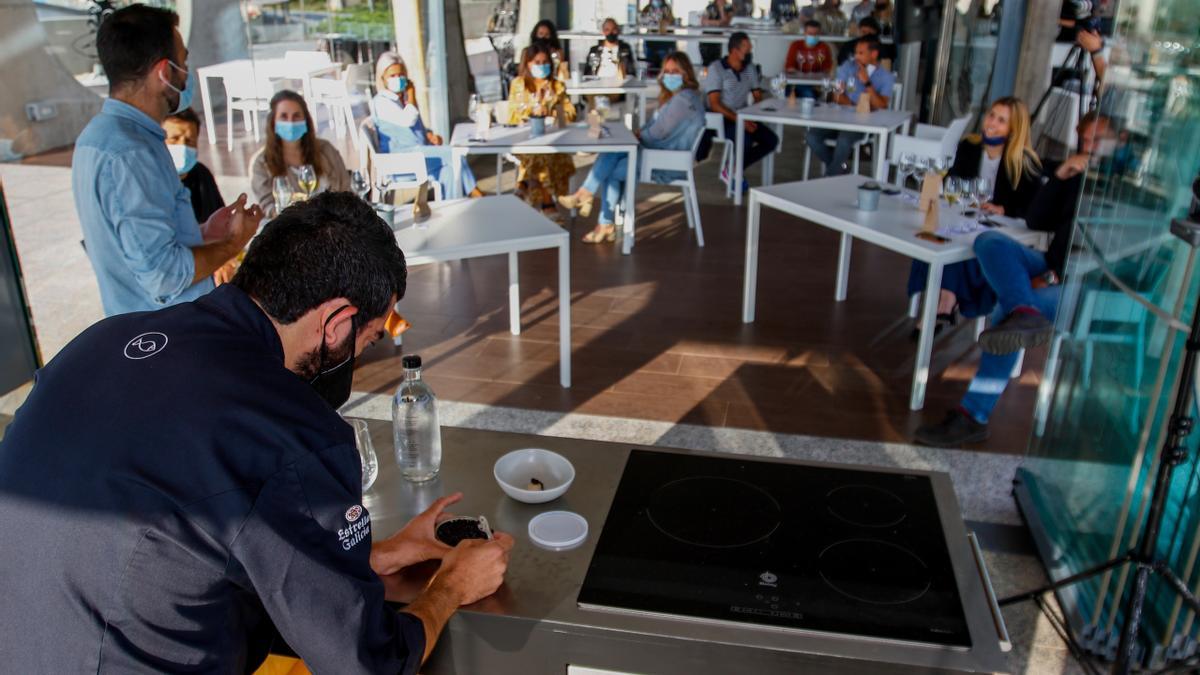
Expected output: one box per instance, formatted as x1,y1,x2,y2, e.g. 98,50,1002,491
914,409,989,447
909,309,957,341
978,310,1054,355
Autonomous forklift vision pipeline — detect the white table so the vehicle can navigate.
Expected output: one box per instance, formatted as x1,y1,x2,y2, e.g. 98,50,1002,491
449,122,641,255
741,175,1045,410
196,58,341,147
733,99,912,206
565,76,653,128
391,195,572,388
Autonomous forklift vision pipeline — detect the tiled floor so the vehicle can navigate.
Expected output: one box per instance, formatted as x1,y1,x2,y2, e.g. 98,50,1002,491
8,113,1042,454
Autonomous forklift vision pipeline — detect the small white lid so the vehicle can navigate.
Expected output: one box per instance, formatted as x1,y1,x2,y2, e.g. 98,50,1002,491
528,511,588,551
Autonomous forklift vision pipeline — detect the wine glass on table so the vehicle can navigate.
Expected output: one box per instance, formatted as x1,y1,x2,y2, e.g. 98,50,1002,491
350,169,370,202
587,52,601,78
972,177,991,213
272,176,293,216
898,152,915,193
820,76,833,104
373,174,393,204
943,176,963,216
832,77,845,103
294,164,318,200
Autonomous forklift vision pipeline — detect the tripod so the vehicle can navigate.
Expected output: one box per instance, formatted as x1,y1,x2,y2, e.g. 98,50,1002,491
1030,43,1097,161
1001,208,1200,674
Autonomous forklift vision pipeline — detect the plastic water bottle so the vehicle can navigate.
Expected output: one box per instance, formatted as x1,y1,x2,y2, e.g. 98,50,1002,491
392,355,442,482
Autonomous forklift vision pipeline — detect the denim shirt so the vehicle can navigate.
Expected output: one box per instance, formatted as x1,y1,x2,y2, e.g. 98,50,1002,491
641,88,706,183
834,60,896,104
72,99,210,316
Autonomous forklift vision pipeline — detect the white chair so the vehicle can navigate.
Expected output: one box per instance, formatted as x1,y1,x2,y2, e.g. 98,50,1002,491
359,119,450,201
310,74,360,152
889,113,972,176
803,82,904,180
372,151,440,200
706,112,734,199
222,63,276,151
640,128,707,246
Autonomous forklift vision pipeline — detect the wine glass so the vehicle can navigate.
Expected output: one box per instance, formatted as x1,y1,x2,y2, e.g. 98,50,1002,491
912,156,929,187
845,77,857,100
294,164,318,199
350,169,370,202
972,177,991,210
833,77,845,101
820,77,833,103
588,52,601,77
930,156,950,178
346,418,379,491
373,174,393,202
943,176,963,214
272,176,292,215
898,152,915,191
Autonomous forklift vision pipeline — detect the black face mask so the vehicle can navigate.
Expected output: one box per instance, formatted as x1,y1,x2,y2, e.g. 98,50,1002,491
605,33,619,43
309,310,357,411
743,51,754,65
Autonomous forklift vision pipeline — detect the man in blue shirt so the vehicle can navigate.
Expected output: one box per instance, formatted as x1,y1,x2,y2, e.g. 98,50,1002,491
806,36,896,176
72,5,261,316
0,191,514,673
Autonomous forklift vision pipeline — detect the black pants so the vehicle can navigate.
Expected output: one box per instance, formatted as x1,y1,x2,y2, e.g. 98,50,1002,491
723,118,779,170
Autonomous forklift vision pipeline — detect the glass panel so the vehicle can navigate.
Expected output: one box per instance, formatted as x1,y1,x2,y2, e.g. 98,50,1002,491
1017,0,1200,663
933,0,1002,124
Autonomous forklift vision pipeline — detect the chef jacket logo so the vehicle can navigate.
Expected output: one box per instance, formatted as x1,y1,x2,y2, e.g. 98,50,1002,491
758,571,778,587
124,332,168,360
338,508,371,551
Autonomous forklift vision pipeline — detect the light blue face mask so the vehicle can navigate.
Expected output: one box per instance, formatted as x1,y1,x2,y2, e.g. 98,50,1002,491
167,144,197,175
160,60,195,114
530,63,552,80
805,35,819,47
275,120,308,142
387,75,408,93
662,73,684,92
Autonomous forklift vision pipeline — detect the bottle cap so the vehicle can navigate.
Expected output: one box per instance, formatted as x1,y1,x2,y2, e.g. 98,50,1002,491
401,355,422,369
528,511,588,551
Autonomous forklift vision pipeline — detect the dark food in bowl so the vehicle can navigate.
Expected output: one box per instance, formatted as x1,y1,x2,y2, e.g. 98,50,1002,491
436,516,493,546
527,478,545,491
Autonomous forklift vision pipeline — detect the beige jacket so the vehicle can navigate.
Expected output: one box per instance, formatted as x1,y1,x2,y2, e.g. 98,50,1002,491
250,139,350,214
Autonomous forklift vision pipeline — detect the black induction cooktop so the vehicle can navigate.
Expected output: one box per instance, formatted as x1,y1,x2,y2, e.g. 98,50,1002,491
577,450,972,648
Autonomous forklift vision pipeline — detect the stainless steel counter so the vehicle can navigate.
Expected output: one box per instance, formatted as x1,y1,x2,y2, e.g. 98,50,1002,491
360,421,1009,674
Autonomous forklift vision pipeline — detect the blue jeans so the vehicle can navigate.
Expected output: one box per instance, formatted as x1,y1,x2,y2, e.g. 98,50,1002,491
960,231,1061,423
582,152,629,225
806,127,864,176
427,157,477,197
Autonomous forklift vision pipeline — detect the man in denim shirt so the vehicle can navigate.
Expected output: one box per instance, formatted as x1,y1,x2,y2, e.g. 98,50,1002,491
73,5,260,316
806,35,895,176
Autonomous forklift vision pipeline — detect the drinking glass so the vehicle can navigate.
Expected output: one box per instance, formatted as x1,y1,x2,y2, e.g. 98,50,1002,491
972,177,991,210
845,77,857,99
833,77,845,101
347,418,379,491
820,77,833,103
272,176,292,215
294,164,318,199
943,176,963,213
374,174,393,202
350,170,370,201
587,52,601,76
898,152,915,191
930,156,950,178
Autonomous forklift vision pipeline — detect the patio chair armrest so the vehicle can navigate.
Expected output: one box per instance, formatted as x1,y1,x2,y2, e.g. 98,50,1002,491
640,148,691,181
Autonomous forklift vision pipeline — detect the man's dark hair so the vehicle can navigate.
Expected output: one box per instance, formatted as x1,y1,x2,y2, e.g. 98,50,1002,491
96,4,180,92
231,192,408,326
166,107,201,130
728,31,750,52
804,19,821,30
858,16,880,33
858,35,882,55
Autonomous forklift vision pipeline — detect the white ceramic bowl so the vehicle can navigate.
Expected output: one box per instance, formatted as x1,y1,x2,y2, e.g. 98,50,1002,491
494,448,575,504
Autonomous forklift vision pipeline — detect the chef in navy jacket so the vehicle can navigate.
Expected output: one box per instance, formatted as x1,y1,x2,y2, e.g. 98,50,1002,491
0,191,513,673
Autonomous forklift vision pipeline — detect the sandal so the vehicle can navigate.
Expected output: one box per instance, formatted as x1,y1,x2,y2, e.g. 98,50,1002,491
557,193,594,218
582,224,616,243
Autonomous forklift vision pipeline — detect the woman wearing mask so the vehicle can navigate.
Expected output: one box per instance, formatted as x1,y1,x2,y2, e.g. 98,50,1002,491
557,52,705,243
250,90,349,214
640,0,675,72
507,41,577,220
371,52,483,198
520,20,569,80
908,97,1042,328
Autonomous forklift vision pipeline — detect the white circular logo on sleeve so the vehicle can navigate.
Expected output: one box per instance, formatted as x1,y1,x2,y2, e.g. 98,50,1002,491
124,332,169,360
345,505,363,522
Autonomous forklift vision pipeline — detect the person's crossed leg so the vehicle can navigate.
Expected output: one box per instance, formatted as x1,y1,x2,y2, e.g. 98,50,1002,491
805,128,865,177
915,231,1060,447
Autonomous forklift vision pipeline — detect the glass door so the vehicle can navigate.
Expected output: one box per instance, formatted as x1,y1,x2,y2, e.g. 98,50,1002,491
1016,0,1200,664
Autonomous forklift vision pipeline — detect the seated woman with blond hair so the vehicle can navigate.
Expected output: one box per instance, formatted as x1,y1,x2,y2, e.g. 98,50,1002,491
507,41,577,220
250,90,349,214
909,96,1042,331
558,51,705,243
371,51,483,198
